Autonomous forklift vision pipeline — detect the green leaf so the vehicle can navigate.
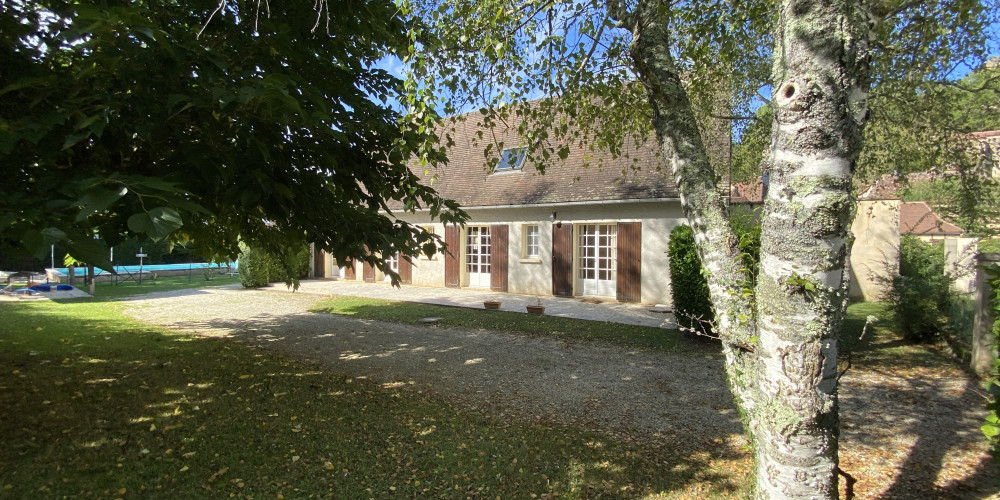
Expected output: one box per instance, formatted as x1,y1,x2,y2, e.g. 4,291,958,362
64,236,112,271
62,132,90,150
982,423,1000,438
75,186,129,221
127,207,183,239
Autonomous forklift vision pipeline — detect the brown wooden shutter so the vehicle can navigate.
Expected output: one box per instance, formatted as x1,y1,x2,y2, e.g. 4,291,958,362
551,222,573,296
444,224,460,288
490,224,508,292
616,222,641,303
362,260,375,282
343,258,356,280
313,247,325,278
399,256,413,284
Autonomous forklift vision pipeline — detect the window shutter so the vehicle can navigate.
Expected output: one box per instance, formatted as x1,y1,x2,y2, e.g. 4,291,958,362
399,257,413,284
552,222,573,296
490,224,508,292
444,224,460,288
362,245,375,282
616,222,641,303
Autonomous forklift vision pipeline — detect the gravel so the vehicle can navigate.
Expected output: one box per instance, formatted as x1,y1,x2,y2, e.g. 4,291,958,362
120,285,998,498
120,285,744,448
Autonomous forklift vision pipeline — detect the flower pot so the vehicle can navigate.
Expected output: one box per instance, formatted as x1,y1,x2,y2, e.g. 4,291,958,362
483,301,501,310
526,305,545,315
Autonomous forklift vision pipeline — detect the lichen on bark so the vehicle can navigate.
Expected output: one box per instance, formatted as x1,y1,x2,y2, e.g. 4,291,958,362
619,0,871,497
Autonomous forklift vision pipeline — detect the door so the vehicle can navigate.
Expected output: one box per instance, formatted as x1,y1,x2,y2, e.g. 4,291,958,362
578,224,617,298
466,226,491,288
313,246,325,278
343,258,356,280
362,260,375,282
552,222,573,296
399,257,413,284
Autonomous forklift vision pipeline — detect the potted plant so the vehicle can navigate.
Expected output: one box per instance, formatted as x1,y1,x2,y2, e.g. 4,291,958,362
525,298,545,315
483,298,501,310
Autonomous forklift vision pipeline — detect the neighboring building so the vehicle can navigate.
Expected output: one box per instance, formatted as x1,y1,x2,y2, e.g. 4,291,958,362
970,130,999,178
899,201,964,241
312,111,730,305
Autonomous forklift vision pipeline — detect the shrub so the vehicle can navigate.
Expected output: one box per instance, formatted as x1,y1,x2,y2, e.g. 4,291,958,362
887,235,952,342
668,225,714,338
239,244,310,288
729,208,761,289
982,264,1000,458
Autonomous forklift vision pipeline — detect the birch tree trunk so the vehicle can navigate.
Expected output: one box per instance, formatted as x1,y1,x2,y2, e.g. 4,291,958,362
619,0,871,497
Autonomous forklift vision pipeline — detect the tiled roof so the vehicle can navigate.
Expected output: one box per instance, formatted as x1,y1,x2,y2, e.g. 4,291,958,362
400,109,730,209
900,201,964,236
730,179,764,203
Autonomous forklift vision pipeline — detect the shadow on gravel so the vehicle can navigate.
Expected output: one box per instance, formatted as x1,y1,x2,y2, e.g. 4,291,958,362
167,308,752,487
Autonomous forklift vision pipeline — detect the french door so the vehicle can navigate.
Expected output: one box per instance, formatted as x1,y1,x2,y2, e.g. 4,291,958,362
578,224,617,297
466,226,491,288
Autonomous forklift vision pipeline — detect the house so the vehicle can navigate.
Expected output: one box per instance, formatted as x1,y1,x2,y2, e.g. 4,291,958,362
311,110,730,305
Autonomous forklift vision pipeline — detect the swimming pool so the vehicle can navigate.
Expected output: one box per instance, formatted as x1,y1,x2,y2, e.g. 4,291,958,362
48,263,237,276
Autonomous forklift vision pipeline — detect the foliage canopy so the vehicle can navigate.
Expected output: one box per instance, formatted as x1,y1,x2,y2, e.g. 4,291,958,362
0,0,465,274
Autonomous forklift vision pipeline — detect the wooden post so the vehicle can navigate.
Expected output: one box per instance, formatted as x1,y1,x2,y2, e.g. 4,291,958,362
972,253,1000,376
87,265,96,296
68,265,75,285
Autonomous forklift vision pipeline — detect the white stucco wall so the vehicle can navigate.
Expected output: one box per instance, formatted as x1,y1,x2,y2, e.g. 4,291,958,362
393,200,685,305
849,200,900,301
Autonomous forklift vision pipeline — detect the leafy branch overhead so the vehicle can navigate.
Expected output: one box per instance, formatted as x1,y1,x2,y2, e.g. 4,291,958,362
0,0,466,273
401,0,996,497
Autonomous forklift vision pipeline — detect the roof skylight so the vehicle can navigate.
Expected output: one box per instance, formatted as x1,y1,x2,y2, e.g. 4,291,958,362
495,147,527,171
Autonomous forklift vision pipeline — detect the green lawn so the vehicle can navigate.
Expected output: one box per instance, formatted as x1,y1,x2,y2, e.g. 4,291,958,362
310,296,710,354
837,301,960,371
73,274,243,299
0,283,960,499
0,297,749,499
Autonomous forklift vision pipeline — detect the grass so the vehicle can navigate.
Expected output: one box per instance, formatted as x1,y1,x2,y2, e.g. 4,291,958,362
66,274,243,299
0,298,749,499
0,282,962,499
309,296,711,354
838,301,960,371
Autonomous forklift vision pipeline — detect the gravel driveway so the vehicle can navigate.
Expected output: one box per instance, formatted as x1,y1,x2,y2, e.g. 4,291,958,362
120,286,997,499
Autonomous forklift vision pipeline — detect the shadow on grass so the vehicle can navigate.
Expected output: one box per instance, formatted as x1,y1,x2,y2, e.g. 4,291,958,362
837,302,998,498
310,296,716,355
0,300,750,498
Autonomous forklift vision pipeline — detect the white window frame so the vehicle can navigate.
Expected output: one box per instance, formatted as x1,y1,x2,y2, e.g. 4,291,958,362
492,147,527,173
522,224,540,260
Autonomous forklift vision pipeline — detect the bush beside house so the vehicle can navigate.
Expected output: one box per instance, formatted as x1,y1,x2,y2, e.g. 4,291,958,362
668,225,714,338
239,244,310,288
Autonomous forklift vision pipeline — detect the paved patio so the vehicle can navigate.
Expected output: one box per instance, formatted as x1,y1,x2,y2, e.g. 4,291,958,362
264,279,677,329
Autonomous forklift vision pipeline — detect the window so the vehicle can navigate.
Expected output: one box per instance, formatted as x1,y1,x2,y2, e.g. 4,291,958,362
523,224,539,259
495,147,527,171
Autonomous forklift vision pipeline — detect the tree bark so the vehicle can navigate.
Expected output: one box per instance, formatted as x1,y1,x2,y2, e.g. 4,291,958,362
753,0,870,497
619,0,871,498
619,0,760,463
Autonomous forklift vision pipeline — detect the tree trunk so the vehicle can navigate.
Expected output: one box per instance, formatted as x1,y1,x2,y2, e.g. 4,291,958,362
752,0,870,496
619,0,871,497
